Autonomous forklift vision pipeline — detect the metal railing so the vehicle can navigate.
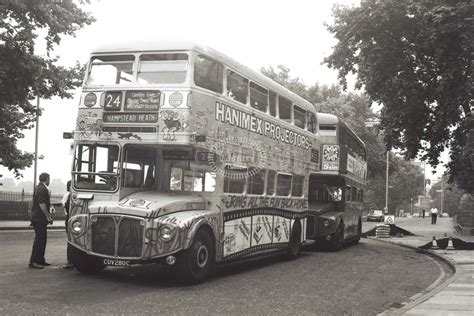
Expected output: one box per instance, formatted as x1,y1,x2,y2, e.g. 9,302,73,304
0,190,63,203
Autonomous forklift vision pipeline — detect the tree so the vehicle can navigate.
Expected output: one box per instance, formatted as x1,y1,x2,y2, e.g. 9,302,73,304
429,176,465,216
388,157,424,214
325,0,473,193
260,65,309,100
0,0,94,178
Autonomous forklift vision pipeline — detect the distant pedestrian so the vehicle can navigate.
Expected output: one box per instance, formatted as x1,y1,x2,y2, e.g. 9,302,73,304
62,180,73,270
422,209,426,219
430,207,438,225
29,173,53,269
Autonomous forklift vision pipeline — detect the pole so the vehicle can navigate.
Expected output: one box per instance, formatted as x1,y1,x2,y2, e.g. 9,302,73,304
33,96,39,192
385,150,389,214
423,162,426,197
440,178,444,213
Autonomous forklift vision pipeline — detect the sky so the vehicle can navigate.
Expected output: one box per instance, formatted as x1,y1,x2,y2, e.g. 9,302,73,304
1,0,448,187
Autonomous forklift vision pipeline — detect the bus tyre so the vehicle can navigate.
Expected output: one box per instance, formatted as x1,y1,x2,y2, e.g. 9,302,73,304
68,244,105,274
354,218,362,244
176,229,215,285
287,220,301,260
328,223,344,251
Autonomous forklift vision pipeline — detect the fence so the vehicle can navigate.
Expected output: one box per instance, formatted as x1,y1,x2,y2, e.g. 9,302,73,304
0,190,65,220
0,190,63,202
455,212,474,236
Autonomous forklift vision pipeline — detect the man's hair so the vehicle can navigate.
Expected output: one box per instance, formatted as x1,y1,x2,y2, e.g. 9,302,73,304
66,180,71,191
39,173,50,182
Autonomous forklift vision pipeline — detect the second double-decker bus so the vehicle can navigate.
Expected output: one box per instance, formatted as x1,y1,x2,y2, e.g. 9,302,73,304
305,113,367,250
65,41,321,283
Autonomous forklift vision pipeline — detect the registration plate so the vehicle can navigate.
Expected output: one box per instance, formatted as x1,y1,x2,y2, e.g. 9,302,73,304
103,258,131,267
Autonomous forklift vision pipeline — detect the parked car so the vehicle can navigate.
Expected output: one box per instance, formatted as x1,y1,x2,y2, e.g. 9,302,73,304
367,210,384,222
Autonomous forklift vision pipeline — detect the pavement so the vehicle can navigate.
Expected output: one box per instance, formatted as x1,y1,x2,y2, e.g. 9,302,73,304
369,217,474,315
0,216,472,315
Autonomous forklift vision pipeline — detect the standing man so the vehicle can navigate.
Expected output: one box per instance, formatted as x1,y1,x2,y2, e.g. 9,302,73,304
422,209,426,219
430,206,439,225
62,180,74,269
29,172,53,269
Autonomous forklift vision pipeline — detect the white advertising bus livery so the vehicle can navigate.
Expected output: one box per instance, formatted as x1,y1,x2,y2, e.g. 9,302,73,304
66,42,321,283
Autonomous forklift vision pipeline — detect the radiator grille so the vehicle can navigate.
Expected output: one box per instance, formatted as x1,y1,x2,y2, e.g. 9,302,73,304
91,216,143,258
306,214,316,238
118,218,144,257
91,217,115,256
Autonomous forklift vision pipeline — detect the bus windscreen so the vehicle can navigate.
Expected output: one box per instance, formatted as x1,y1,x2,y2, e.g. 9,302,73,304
87,55,135,86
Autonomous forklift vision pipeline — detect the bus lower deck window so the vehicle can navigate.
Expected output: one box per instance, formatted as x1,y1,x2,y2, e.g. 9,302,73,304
276,174,292,196
224,166,247,193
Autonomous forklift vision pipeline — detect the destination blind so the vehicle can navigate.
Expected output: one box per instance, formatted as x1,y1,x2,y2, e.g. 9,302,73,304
124,91,160,111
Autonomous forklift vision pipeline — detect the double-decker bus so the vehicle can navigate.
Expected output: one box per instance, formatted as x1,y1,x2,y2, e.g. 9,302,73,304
65,41,321,283
305,113,367,250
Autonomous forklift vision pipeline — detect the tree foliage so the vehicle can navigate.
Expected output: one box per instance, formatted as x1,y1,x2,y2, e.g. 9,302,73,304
0,0,94,178
429,176,465,215
325,0,473,193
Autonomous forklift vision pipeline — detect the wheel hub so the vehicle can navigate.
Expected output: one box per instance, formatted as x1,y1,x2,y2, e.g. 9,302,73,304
196,245,208,268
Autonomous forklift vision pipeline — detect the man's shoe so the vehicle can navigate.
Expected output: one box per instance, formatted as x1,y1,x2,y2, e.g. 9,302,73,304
28,263,44,269
40,262,51,266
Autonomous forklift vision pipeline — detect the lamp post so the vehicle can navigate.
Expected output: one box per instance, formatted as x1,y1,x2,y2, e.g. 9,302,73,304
33,96,40,192
436,178,444,214
440,178,444,213
385,150,389,214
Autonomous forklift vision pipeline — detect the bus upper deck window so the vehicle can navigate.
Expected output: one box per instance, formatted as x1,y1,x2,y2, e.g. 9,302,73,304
307,112,317,133
249,82,268,112
278,96,292,123
194,54,223,93
138,53,189,84
226,70,248,104
293,106,306,129
87,55,134,86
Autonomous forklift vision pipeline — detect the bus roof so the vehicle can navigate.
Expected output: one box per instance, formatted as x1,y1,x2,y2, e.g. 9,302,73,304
91,40,318,113
317,113,366,149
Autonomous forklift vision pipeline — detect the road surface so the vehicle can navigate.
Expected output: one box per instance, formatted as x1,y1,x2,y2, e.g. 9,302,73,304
0,229,451,315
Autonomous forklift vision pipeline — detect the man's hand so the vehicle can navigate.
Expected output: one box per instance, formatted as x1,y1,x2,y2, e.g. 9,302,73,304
47,215,54,225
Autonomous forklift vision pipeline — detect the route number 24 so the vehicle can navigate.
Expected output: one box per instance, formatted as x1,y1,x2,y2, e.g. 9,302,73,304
105,92,122,110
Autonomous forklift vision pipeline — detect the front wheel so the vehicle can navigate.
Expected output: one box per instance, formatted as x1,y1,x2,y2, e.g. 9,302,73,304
353,218,362,244
328,223,344,251
176,229,215,285
287,220,301,260
68,244,105,274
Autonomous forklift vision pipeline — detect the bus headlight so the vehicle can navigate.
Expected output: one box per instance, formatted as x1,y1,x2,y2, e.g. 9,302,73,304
159,226,174,242
323,220,331,227
72,220,83,234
